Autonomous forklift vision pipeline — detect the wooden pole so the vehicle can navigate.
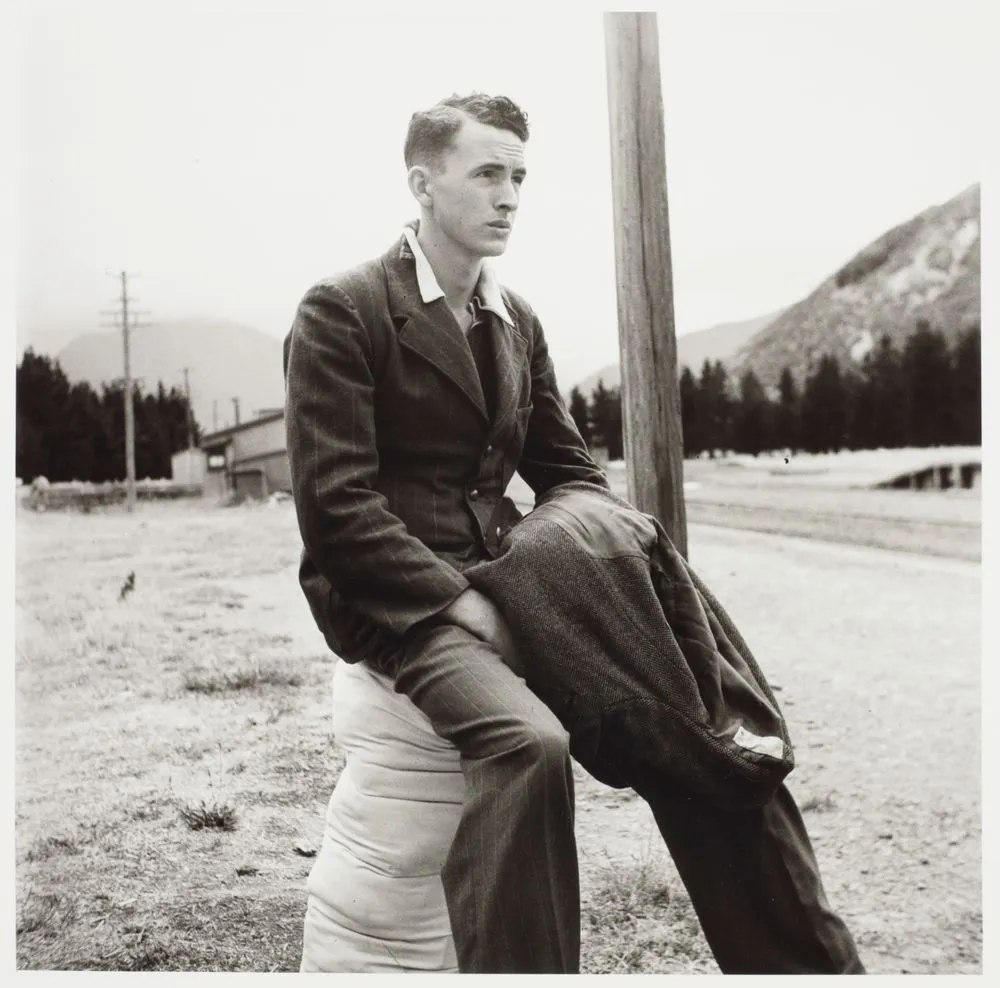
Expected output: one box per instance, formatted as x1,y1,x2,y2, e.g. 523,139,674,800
119,271,137,513
182,366,194,449
101,270,149,511
604,11,688,558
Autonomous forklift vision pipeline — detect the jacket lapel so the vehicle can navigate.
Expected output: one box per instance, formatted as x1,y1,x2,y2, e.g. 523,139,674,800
487,301,529,439
382,240,489,423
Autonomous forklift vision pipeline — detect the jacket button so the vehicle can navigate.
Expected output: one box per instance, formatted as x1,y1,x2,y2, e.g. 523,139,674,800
469,488,480,500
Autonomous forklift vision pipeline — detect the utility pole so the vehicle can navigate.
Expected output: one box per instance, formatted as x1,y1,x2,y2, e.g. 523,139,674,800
231,396,241,427
212,399,218,433
604,11,688,558
101,271,149,513
181,366,194,449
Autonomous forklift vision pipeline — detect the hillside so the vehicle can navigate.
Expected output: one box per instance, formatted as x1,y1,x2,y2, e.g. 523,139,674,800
570,310,779,396
730,184,981,388
57,318,286,434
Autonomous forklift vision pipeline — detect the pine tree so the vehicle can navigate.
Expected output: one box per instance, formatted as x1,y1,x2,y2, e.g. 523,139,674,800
697,360,718,457
100,382,130,480
774,366,801,454
135,392,167,479
604,387,624,461
951,324,981,445
62,382,111,482
733,368,772,456
800,355,849,453
14,347,71,482
679,365,702,457
902,319,954,447
698,360,733,457
589,379,613,454
568,386,592,446
840,367,866,451
859,335,907,449
16,347,204,484
16,349,73,481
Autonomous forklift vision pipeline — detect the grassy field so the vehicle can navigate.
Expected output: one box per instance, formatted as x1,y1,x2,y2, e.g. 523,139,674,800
14,460,982,972
508,450,981,562
15,500,333,971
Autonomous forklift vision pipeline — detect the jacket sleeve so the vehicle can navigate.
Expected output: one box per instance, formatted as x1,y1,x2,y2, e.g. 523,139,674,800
516,311,611,497
284,280,470,637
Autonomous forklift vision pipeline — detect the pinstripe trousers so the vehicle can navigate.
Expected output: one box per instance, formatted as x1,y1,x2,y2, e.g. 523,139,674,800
374,621,581,974
635,769,865,974
373,627,864,975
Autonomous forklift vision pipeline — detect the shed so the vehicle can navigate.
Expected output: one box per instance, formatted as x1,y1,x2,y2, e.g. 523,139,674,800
199,409,291,500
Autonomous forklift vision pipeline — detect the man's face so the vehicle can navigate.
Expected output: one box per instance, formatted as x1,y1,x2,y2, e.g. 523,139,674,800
423,115,527,260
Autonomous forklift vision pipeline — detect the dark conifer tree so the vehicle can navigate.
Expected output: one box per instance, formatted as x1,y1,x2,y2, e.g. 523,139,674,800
951,324,981,445
733,368,772,456
568,386,592,446
902,319,954,447
800,354,849,453
679,365,703,457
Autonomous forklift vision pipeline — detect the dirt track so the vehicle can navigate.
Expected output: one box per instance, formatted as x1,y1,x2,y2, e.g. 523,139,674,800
570,522,981,974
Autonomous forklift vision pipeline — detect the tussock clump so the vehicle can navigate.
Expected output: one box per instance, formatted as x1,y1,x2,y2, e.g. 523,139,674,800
17,890,77,935
25,835,81,862
183,664,303,694
178,799,237,832
801,793,838,814
581,846,714,974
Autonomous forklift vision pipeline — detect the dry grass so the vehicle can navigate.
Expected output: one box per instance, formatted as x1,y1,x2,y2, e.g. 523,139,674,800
15,498,340,972
580,841,714,974
182,663,304,694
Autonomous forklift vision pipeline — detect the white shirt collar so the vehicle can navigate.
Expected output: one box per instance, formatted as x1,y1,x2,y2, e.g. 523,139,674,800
401,224,514,328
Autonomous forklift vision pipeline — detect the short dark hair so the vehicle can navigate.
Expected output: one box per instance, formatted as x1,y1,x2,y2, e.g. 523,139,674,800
404,93,530,170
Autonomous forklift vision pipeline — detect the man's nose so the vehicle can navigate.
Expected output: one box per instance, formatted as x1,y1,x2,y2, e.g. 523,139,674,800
495,179,518,211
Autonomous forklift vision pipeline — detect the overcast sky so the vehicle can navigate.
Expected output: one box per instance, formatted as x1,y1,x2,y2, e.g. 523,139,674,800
15,0,987,388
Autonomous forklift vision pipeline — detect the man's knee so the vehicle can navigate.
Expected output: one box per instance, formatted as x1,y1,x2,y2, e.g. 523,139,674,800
496,709,570,771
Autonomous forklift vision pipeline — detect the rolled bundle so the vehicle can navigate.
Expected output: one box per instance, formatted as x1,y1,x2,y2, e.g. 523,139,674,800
300,659,465,973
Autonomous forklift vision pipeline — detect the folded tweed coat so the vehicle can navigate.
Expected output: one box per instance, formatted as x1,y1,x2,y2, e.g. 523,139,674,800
465,482,795,811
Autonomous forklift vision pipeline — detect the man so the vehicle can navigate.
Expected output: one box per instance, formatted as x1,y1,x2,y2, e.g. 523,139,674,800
284,93,605,974
284,93,864,975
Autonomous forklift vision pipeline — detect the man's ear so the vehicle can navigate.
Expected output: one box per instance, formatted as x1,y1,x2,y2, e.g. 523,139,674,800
407,164,435,208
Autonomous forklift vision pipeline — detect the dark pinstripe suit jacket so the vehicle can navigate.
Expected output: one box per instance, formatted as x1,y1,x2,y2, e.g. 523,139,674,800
283,234,608,663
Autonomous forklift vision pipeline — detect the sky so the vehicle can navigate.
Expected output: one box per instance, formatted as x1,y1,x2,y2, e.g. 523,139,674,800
14,0,989,390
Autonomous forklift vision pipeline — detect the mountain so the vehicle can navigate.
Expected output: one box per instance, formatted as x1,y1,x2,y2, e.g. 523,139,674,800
729,183,981,388
569,310,780,397
56,318,286,435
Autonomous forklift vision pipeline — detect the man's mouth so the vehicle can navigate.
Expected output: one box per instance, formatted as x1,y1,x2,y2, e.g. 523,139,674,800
488,220,512,230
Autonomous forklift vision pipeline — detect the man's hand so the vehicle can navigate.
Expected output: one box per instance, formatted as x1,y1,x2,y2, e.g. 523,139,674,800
440,588,525,678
